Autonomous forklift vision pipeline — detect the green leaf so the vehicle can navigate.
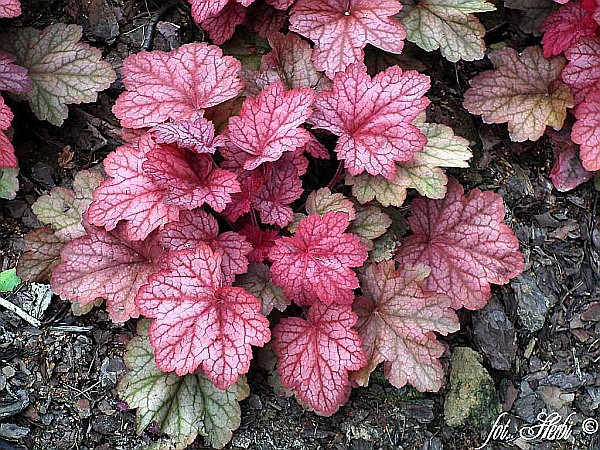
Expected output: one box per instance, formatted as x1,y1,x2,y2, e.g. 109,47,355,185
235,262,290,316
0,24,116,126
305,187,356,219
119,321,249,450
349,204,392,251
347,122,471,204
0,167,18,200
398,0,496,62
0,268,21,292
32,170,104,239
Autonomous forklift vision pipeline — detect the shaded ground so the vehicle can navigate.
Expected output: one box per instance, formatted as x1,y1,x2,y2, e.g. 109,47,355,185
1,1,600,449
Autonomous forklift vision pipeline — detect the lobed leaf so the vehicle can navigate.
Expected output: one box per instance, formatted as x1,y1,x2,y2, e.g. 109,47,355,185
0,51,32,93
395,179,524,310
273,302,366,416
119,320,249,449
226,81,314,170
463,46,574,142
51,223,164,323
312,63,430,179
541,1,598,57
113,43,242,129
235,262,290,316
17,226,67,282
305,187,356,219
269,211,368,306
0,166,17,199
289,0,406,77
398,0,495,62
572,91,600,171
0,0,20,18
0,24,116,126
562,36,600,105
136,245,270,388
158,209,252,285
32,170,104,240
353,262,460,391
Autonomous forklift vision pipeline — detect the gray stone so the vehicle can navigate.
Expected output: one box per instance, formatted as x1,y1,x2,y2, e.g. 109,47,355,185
512,274,558,332
444,347,501,428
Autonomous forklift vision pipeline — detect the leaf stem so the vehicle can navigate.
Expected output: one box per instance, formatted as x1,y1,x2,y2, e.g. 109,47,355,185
327,162,344,190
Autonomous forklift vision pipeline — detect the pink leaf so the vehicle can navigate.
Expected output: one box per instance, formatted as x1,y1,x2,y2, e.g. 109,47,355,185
188,0,254,23
113,43,243,129
541,1,598,58
0,0,20,18
245,3,288,38
301,134,330,159
201,1,247,45
395,179,524,310
353,262,459,391
311,64,430,179
227,81,314,170
269,211,368,306
221,153,305,227
0,51,32,93
0,96,16,168
51,223,164,323
151,117,222,154
563,36,600,105
572,91,600,171
289,0,406,77
549,137,593,191
266,0,294,9
273,302,366,416
136,245,270,388
252,160,304,226
238,224,278,262
144,145,240,212
159,209,252,284
87,135,181,241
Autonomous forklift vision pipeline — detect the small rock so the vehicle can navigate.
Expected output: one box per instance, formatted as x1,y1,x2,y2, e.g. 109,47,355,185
91,414,120,435
75,398,92,418
512,274,558,332
473,299,517,370
2,365,15,378
30,162,55,189
0,375,6,391
400,400,435,423
99,357,125,388
444,347,501,428
0,390,30,419
0,423,29,440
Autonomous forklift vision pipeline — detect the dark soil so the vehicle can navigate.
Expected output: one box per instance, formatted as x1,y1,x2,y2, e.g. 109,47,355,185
1,1,599,449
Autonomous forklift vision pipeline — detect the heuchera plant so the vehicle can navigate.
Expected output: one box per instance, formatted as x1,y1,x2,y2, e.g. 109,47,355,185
21,0,600,447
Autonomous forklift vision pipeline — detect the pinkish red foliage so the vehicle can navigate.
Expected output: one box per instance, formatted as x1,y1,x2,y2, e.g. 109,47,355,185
201,1,246,45
395,179,524,310
143,145,240,212
273,301,366,416
0,51,32,93
289,0,405,77
87,135,182,241
136,244,270,388
158,209,252,284
549,139,593,191
226,81,314,170
266,0,294,9
113,43,243,129
238,224,279,262
563,36,600,105
0,96,15,167
188,0,253,23
51,223,164,323
541,1,598,58
150,117,223,154
572,91,600,171
353,262,460,391
269,212,368,306
0,0,20,18
311,64,430,179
